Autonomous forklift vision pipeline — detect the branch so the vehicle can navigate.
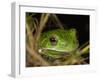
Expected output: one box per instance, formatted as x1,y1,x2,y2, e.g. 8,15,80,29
26,23,35,49
26,45,50,66
35,13,50,41
51,14,64,29
80,44,89,54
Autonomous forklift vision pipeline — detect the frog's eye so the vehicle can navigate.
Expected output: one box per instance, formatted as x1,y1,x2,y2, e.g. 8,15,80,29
49,36,58,46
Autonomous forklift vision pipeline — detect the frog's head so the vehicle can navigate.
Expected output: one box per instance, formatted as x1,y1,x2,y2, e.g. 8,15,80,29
38,29,79,54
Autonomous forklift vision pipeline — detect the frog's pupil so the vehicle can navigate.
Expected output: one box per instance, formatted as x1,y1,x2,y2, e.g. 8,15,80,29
50,37,57,46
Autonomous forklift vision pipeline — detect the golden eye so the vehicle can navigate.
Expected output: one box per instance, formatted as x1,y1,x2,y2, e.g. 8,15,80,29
49,36,58,46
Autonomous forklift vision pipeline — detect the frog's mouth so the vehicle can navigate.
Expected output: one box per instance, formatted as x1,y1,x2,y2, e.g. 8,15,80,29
38,48,77,53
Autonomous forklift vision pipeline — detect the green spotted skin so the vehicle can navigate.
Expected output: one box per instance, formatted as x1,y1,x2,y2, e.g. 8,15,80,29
38,29,79,58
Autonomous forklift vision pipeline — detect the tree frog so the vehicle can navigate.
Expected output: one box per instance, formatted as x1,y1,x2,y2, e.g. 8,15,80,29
38,29,79,59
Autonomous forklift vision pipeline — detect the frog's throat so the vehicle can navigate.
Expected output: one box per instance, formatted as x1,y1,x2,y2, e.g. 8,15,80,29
38,48,76,53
